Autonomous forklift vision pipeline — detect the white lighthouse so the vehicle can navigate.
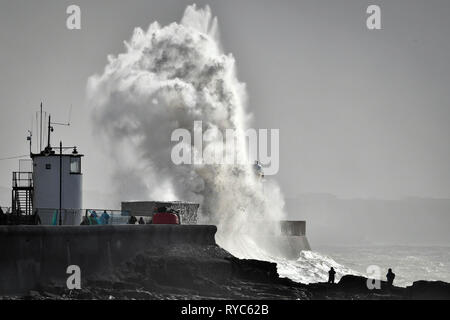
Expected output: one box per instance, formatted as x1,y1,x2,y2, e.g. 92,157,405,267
10,107,84,225
31,145,83,225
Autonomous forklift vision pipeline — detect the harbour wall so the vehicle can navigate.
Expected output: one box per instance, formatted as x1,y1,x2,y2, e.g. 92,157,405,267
253,235,311,260
0,224,216,295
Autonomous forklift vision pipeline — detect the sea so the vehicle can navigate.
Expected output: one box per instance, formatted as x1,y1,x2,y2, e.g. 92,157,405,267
276,245,450,287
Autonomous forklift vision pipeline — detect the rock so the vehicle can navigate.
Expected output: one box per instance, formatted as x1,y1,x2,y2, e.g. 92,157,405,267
338,275,371,291
407,280,450,300
7,244,450,300
226,257,279,283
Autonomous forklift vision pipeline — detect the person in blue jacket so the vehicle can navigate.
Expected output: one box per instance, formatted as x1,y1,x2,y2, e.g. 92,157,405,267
89,210,99,225
100,210,110,225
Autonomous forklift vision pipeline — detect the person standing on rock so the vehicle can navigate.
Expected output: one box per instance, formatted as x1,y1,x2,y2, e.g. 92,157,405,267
328,267,336,284
386,268,395,287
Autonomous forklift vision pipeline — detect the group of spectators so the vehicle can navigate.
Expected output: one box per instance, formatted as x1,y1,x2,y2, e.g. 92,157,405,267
127,215,150,224
80,210,110,225
80,206,181,226
80,210,152,225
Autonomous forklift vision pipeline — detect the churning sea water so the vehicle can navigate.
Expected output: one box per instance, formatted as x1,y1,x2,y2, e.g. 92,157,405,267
218,233,449,287
278,245,450,287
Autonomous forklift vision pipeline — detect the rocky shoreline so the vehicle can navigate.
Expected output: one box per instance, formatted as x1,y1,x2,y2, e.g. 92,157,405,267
3,243,449,300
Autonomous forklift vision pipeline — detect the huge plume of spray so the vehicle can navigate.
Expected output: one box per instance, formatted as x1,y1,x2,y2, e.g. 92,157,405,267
87,4,286,258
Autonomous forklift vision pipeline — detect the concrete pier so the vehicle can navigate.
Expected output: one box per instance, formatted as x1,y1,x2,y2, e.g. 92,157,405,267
0,225,217,295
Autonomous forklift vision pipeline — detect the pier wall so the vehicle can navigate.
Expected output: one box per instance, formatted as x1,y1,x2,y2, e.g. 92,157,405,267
254,235,311,260
0,224,217,295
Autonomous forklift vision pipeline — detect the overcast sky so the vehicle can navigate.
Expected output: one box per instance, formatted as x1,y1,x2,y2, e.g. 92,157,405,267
1,0,450,207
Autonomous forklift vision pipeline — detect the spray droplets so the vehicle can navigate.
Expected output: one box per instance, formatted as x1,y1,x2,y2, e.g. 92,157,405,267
87,4,285,258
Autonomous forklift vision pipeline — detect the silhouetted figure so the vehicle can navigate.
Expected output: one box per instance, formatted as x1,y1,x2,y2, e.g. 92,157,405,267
386,268,395,287
328,267,336,284
128,215,137,225
33,213,41,225
80,216,89,225
138,217,145,224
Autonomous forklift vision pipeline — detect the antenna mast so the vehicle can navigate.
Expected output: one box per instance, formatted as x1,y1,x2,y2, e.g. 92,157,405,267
40,102,43,152
47,114,52,149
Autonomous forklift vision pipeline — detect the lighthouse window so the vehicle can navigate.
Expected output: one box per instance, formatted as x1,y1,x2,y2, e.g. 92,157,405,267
45,164,51,170
70,157,81,174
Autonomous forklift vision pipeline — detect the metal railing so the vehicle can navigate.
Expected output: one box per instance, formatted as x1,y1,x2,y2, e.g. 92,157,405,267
1,207,150,226
35,208,83,225
12,172,33,188
83,209,130,225
32,208,132,226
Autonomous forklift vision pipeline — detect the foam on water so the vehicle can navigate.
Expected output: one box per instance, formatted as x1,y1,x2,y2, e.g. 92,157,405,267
276,251,360,284
216,233,359,284
317,245,450,287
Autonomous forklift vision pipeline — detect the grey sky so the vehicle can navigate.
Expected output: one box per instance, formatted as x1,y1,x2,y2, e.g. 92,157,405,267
1,0,450,208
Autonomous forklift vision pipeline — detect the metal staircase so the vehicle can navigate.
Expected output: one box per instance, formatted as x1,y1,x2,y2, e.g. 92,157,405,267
12,172,33,215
